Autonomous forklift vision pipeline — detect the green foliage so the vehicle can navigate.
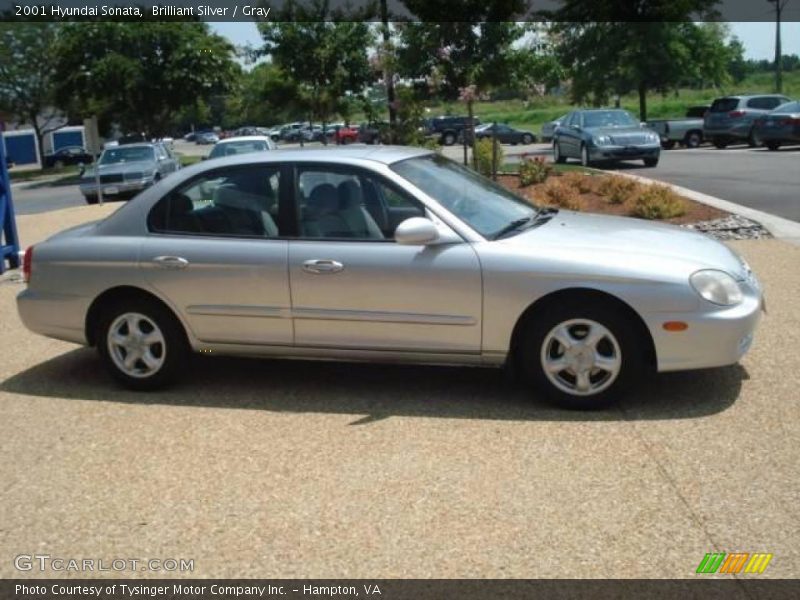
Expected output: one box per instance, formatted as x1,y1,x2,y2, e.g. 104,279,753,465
258,3,374,126
631,184,687,220
598,175,638,205
474,138,504,178
0,23,62,150
222,63,302,129
519,155,552,186
53,22,238,136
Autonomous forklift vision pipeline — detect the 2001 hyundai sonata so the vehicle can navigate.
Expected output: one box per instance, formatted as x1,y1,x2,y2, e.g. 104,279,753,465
17,147,763,408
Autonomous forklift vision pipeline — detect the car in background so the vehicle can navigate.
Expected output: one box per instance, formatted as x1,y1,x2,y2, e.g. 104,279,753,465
646,105,709,149
540,114,567,143
208,136,276,160
358,121,389,145
553,109,661,167
18,147,763,410
303,125,326,143
43,146,94,169
334,125,361,144
424,115,481,146
752,100,800,151
470,123,536,145
196,131,220,145
79,142,180,204
703,94,791,148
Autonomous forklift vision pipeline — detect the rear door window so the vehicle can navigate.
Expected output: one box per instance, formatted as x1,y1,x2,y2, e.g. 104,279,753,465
710,98,739,113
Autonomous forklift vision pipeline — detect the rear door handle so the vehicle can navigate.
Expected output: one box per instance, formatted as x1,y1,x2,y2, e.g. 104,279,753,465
303,259,344,274
152,256,189,270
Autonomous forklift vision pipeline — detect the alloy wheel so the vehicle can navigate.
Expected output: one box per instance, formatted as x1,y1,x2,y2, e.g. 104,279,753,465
107,312,167,379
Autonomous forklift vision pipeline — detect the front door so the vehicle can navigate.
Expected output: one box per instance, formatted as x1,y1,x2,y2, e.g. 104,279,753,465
141,163,292,346
288,164,482,353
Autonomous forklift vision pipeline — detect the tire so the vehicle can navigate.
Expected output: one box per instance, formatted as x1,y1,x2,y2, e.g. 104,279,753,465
522,133,534,145
712,138,728,149
766,141,781,151
553,141,566,164
96,297,189,391
660,140,676,150
84,195,99,205
580,144,590,167
684,131,702,149
643,157,659,167
747,129,759,148
442,132,456,146
517,299,643,409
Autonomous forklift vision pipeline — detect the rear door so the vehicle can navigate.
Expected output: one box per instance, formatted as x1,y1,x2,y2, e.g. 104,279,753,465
705,97,740,131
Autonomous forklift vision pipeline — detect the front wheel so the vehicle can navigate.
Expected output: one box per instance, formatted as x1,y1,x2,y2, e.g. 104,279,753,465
713,137,728,149
643,157,659,167
442,132,456,146
684,131,702,148
553,141,566,164
518,302,643,409
96,298,188,391
84,195,98,205
522,133,534,145
766,141,781,151
580,144,591,167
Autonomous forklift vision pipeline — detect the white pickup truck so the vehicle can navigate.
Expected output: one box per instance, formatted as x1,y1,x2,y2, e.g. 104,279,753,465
647,105,709,149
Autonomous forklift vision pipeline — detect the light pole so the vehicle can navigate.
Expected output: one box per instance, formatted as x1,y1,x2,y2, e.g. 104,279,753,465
767,0,788,93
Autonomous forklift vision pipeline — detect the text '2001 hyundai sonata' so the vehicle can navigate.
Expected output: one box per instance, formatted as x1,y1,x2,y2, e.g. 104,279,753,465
17,146,763,408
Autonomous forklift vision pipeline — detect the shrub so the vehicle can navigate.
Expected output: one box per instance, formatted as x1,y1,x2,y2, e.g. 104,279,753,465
598,175,639,205
474,138,504,178
519,155,552,186
542,179,583,211
559,171,594,194
631,184,687,220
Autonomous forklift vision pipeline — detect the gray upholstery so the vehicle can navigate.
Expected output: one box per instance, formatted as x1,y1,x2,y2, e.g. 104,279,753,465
213,185,279,237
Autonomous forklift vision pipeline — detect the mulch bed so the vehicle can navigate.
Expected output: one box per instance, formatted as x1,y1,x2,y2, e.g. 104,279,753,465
497,172,729,226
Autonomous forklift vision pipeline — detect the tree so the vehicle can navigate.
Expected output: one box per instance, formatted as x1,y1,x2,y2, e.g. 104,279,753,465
0,24,64,156
223,63,303,129
53,22,239,136
257,0,375,139
767,0,790,93
549,1,721,121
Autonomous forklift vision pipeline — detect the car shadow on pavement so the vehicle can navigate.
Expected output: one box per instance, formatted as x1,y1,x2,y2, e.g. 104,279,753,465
1,348,747,423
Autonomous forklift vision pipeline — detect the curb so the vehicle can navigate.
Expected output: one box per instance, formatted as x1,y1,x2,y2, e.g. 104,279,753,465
609,170,800,247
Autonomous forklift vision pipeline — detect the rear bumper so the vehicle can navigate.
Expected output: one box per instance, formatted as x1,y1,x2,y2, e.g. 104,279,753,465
17,288,89,345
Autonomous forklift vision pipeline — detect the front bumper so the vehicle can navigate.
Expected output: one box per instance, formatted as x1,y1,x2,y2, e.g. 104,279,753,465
589,144,660,161
648,283,763,372
80,178,152,198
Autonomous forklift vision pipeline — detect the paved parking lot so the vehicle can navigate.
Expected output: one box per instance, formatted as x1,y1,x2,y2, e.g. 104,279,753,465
1,205,798,578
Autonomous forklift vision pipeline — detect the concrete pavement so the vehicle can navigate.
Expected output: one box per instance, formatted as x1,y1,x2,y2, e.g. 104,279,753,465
0,205,798,579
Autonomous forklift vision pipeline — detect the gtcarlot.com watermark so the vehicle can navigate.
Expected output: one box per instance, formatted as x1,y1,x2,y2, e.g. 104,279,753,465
14,554,194,573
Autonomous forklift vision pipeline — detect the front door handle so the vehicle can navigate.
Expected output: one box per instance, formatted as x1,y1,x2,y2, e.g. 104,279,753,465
152,256,189,270
303,259,344,274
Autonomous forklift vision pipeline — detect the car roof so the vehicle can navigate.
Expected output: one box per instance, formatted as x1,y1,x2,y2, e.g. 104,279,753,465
215,136,272,144
196,145,432,167
109,142,157,149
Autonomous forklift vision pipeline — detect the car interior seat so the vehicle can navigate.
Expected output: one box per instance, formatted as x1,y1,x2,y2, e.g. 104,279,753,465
336,180,384,239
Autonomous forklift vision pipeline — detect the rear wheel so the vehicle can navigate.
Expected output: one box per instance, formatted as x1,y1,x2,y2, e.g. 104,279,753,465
522,133,534,145
518,301,643,409
442,132,456,146
643,157,659,167
713,137,728,149
580,144,591,167
553,141,566,164
96,298,188,391
684,131,702,148
766,141,781,151
84,195,98,205
747,128,760,148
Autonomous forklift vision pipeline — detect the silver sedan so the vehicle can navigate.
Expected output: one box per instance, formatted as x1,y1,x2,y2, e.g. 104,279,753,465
17,147,763,408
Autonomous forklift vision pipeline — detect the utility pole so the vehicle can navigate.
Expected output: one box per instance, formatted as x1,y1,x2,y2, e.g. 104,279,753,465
380,0,397,143
767,0,788,93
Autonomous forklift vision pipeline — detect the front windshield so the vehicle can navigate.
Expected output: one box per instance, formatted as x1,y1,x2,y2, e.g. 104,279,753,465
583,110,638,128
774,101,800,113
209,140,269,158
391,155,536,238
100,146,155,164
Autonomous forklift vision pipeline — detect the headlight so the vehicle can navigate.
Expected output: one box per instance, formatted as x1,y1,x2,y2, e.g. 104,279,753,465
646,132,660,143
690,270,743,306
593,135,612,146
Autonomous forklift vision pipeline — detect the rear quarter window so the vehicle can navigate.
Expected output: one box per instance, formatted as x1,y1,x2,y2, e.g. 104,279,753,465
710,98,739,113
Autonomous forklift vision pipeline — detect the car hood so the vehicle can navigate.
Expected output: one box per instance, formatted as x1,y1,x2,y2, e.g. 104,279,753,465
585,125,649,136
501,210,745,278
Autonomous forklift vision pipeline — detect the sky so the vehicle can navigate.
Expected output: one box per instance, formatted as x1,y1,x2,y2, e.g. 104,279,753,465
211,21,800,62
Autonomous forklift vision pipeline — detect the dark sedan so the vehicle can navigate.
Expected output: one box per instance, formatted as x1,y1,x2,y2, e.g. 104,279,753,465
43,146,93,169
473,123,536,145
553,109,661,167
753,100,800,150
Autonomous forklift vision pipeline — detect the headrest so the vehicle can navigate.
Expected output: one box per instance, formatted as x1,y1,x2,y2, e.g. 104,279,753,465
337,180,363,210
308,184,339,215
214,185,272,211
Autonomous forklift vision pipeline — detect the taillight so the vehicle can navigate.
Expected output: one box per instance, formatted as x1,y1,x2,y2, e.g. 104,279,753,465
782,118,800,126
22,245,33,283
728,110,746,118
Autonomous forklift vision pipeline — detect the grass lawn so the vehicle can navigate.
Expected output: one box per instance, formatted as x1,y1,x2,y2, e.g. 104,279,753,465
178,154,203,167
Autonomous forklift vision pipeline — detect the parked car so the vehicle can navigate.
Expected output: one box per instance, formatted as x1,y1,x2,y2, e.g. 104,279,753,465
79,142,180,204
424,115,481,146
358,121,389,145
541,114,568,143
195,131,220,145
647,106,709,149
18,147,763,409
703,94,791,148
280,122,311,142
752,100,800,151
302,125,326,143
553,109,661,167
334,125,361,144
43,146,94,169
207,136,276,160
469,123,537,145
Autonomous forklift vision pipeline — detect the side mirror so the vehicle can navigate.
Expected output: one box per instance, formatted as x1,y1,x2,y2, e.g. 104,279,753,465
395,217,440,245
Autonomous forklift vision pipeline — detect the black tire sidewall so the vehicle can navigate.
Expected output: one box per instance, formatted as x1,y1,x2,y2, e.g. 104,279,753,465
96,298,188,391
518,301,644,409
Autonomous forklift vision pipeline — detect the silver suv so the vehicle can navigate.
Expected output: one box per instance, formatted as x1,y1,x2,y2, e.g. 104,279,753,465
704,94,791,148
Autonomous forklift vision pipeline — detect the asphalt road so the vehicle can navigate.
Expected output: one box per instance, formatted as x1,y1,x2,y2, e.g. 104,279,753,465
1,204,799,579
10,141,800,223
